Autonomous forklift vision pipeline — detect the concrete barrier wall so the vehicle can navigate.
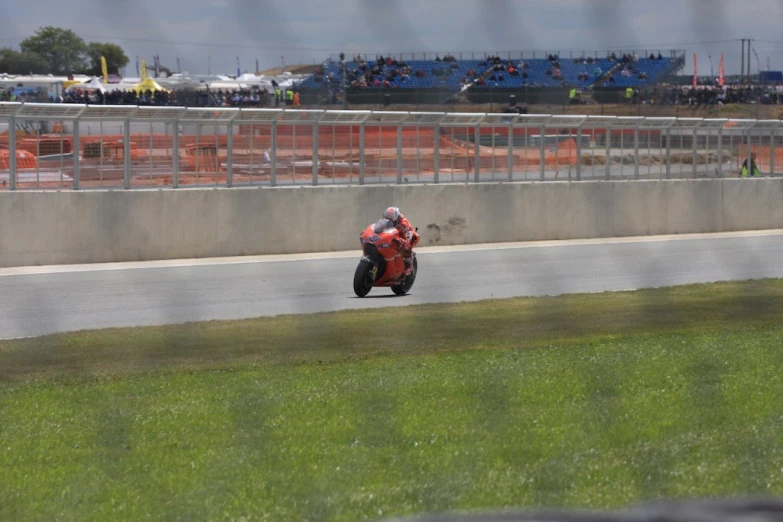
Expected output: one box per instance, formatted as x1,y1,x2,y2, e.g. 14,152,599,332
2,178,783,268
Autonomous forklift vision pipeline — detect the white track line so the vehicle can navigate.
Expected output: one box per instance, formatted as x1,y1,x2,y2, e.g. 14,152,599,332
1,229,782,277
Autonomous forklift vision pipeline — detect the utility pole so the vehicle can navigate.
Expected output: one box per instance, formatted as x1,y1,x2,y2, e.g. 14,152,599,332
740,38,746,84
741,38,755,84
339,52,347,109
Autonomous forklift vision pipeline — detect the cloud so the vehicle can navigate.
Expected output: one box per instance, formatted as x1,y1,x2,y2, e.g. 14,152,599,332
2,0,783,74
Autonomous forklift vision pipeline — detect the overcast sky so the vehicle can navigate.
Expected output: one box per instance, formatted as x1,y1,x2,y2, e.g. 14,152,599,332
1,0,782,77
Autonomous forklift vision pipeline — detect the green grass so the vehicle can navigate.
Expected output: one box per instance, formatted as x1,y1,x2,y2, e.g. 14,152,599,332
1,280,783,521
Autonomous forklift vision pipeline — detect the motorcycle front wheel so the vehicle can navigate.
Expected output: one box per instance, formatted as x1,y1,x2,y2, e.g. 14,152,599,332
353,260,376,297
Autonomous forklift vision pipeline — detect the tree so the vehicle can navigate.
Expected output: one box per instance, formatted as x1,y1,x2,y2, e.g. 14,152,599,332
85,42,129,77
20,26,87,75
0,48,51,75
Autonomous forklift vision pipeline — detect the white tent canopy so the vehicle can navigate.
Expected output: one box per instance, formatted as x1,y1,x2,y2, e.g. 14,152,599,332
236,73,263,83
85,76,107,92
200,81,252,91
156,76,203,90
65,76,107,93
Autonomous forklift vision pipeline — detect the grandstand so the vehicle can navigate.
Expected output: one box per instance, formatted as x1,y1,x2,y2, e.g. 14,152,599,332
299,51,685,105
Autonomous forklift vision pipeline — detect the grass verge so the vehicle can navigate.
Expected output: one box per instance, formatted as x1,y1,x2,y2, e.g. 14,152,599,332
1,280,783,521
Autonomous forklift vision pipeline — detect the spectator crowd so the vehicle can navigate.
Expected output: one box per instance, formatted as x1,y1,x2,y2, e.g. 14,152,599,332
309,52,465,94
632,83,783,106
4,52,783,110
353,54,456,89
0,86,50,103
61,88,176,106
594,53,658,86
463,54,531,88
463,52,668,90
1,84,298,108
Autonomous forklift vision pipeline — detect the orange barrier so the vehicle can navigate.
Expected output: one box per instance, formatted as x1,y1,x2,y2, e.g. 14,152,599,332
11,134,228,154
237,125,438,149
0,150,38,170
436,136,578,167
3,129,580,177
17,129,453,155
80,134,222,150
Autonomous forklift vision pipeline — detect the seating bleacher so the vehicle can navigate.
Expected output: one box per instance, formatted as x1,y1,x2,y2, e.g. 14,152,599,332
300,54,677,92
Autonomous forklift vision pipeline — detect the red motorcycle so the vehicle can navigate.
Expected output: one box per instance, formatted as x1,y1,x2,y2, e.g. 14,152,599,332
353,218,420,298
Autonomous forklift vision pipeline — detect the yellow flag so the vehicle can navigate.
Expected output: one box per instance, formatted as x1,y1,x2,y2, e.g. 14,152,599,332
100,56,108,83
141,58,147,80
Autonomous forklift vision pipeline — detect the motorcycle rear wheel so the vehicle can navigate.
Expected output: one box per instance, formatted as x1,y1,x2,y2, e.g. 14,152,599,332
392,255,418,296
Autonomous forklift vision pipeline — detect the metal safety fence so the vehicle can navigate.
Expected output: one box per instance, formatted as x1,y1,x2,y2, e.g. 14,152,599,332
0,102,780,190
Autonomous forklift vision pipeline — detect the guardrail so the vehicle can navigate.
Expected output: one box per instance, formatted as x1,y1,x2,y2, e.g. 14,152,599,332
0,102,779,190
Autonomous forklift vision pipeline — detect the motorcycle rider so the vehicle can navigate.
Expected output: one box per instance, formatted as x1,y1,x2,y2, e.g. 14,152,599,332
383,206,416,275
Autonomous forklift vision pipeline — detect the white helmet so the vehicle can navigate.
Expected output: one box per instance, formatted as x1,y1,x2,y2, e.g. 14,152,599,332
383,206,400,223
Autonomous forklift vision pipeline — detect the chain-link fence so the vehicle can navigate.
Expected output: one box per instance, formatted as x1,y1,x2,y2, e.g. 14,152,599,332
1,102,781,190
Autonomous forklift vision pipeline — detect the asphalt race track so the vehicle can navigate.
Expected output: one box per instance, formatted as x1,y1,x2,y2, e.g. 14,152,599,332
1,230,783,339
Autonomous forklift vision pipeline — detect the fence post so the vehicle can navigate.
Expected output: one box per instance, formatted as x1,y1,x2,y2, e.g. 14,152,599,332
359,122,365,185
312,121,319,186
397,124,403,184
474,125,481,182
605,126,611,180
666,127,672,179
172,117,180,188
692,128,698,178
73,117,80,190
634,126,640,179
771,130,776,176
227,120,234,187
270,120,277,187
150,122,155,185
576,127,583,181
540,124,546,181
716,128,723,178
433,123,440,183
507,122,514,181
8,114,16,191
123,118,131,189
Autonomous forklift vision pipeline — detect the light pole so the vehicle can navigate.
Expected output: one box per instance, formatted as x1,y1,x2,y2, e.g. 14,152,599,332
340,52,347,109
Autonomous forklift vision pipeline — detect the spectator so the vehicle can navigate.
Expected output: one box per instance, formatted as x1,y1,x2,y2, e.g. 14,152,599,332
740,153,761,177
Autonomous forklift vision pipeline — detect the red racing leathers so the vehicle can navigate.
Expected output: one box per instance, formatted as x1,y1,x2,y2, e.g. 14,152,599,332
393,215,417,273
